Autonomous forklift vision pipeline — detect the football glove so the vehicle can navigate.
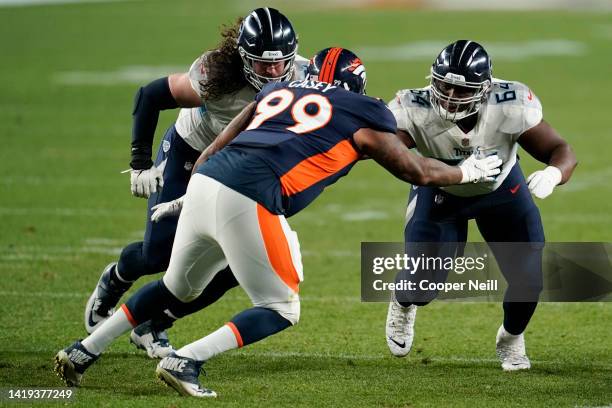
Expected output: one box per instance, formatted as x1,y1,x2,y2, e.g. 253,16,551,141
526,166,562,199
459,154,503,184
150,195,184,223
130,164,164,198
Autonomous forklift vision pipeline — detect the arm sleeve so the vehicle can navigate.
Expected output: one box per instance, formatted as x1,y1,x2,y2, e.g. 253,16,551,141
130,77,179,169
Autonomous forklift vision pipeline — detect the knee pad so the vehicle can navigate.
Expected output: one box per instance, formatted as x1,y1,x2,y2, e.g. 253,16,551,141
118,242,148,281
260,299,300,326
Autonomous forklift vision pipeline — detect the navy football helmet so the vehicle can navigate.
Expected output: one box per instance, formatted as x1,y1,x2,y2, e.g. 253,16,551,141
237,7,298,90
430,40,492,121
306,47,367,95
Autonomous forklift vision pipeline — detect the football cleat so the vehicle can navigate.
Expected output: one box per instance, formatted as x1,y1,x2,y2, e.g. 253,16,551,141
130,320,175,359
156,353,217,398
385,294,417,357
54,341,99,387
496,325,531,371
84,262,129,334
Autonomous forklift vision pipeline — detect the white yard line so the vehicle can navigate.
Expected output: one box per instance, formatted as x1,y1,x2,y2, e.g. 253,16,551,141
0,290,360,303
0,207,136,217
54,65,184,86
0,0,138,7
357,40,587,62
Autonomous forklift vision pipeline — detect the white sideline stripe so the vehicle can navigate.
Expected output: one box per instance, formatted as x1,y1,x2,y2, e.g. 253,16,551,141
54,65,184,86
357,40,587,62
0,0,137,7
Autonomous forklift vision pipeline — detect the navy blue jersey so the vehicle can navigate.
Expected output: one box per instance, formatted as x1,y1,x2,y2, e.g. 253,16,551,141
199,79,397,216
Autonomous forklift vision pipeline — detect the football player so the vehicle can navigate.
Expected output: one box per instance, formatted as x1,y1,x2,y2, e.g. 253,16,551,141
55,47,503,397
385,40,577,370
83,8,307,358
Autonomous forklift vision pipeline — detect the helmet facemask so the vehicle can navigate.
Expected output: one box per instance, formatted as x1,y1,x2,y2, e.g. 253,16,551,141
239,47,297,91
430,69,491,122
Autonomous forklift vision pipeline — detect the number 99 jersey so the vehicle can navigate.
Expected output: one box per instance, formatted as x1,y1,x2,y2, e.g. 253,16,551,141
198,79,397,216
388,78,543,196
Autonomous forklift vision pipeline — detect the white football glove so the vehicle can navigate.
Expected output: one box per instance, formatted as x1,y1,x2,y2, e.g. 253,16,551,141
150,195,184,223
130,165,164,198
459,154,503,184
526,166,562,199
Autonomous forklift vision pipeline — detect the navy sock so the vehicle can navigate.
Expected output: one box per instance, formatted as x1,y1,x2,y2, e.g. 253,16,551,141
124,279,184,325
109,265,133,291
230,307,291,347
503,302,538,335
151,266,239,331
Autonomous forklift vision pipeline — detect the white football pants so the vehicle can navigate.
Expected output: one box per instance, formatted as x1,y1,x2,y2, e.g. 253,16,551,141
162,174,302,324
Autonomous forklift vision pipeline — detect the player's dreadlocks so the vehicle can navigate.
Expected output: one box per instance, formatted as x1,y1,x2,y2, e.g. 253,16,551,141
198,18,247,101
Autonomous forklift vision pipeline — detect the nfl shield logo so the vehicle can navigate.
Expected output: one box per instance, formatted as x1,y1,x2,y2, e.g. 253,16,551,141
461,138,470,147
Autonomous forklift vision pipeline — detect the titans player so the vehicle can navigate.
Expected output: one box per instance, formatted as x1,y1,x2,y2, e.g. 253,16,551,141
55,48,503,397
84,8,308,357
385,40,577,370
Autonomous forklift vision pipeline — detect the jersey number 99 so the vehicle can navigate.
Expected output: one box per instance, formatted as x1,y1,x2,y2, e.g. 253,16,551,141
246,89,333,134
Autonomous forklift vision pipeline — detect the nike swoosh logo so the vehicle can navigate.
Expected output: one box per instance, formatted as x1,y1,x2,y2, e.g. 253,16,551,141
510,184,521,194
388,337,406,348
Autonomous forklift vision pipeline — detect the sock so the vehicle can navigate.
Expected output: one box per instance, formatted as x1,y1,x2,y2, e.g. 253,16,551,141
81,305,135,355
124,279,185,324
176,325,238,361
151,313,176,332
503,302,538,335
176,307,291,361
110,264,133,291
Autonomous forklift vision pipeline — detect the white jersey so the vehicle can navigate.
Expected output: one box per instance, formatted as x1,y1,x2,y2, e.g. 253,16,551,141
388,78,543,196
175,52,309,152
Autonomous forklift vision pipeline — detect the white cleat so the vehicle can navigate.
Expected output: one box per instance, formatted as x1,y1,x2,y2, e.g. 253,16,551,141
385,296,417,357
130,320,175,359
496,325,531,371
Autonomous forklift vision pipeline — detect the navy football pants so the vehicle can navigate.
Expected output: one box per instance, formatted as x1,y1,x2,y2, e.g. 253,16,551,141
117,126,239,320
397,162,544,334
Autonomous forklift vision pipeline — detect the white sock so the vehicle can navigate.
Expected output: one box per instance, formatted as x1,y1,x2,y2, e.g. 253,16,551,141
176,323,241,361
82,305,134,355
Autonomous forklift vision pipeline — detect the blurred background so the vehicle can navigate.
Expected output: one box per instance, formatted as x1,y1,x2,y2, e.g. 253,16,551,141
0,1,610,406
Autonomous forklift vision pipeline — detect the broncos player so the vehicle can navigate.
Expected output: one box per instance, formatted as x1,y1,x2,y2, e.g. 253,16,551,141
84,8,307,358
385,40,577,370
55,47,503,397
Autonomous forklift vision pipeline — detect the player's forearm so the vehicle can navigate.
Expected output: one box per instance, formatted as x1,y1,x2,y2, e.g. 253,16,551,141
131,77,179,169
547,143,577,185
413,157,462,186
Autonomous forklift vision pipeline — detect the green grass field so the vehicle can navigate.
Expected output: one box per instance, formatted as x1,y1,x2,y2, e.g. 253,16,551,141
0,1,610,406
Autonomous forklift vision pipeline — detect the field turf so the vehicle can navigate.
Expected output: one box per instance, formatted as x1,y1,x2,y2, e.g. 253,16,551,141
0,1,610,406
